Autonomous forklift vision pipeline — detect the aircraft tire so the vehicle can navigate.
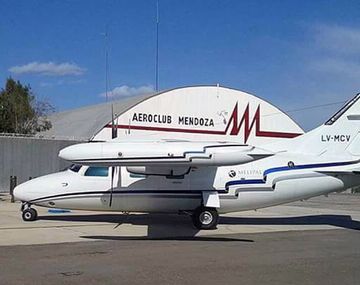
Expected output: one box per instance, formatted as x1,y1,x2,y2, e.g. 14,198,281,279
192,207,219,230
22,208,38,222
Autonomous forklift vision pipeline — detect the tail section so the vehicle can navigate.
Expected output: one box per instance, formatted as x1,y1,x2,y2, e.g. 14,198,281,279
272,94,360,157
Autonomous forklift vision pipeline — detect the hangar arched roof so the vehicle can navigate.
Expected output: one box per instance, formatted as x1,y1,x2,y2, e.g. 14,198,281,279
38,92,156,141
39,85,304,142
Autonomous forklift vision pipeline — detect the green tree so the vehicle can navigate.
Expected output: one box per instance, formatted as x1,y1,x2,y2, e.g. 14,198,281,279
0,78,54,134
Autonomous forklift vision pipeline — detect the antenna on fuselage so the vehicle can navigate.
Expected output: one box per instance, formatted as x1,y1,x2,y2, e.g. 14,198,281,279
109,104,118,208
102,25,117,207
103,25,110,102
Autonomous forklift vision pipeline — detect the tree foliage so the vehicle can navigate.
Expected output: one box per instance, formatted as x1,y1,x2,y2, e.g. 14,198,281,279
0,78,54,134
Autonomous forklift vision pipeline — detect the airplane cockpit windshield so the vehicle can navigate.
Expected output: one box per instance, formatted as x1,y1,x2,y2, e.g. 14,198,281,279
68,164,82,172
84,167,109,177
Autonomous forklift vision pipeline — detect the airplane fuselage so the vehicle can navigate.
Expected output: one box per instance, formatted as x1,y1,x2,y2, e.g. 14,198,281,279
13,93,360,229
14,153,360,214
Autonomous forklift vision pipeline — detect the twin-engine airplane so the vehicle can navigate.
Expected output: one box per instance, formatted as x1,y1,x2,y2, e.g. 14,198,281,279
14,94,360,229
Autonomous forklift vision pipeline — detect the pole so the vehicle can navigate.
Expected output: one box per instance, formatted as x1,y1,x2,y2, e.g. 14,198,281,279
155,0,159,92
9,176,17,203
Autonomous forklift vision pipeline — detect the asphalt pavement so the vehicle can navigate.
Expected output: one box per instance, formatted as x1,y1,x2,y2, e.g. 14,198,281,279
0,193,359,284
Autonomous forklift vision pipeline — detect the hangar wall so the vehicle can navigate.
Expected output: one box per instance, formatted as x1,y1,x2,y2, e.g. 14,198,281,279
94,86,304,143
0,136,80,192
2,86,305,193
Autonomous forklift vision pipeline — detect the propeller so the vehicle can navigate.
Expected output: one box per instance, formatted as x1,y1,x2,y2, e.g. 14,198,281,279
109,104,117,207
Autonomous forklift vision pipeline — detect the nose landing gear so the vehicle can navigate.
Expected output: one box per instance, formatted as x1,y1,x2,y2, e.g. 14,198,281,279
21,203,38,222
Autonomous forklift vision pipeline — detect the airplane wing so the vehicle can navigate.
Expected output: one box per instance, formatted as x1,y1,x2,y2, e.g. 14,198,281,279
59,140,273,167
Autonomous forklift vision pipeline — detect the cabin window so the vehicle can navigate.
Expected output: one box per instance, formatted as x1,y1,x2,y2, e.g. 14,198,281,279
84,167,109,177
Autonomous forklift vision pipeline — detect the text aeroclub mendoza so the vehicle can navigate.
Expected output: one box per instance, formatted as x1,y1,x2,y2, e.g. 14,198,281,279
132,112,215,127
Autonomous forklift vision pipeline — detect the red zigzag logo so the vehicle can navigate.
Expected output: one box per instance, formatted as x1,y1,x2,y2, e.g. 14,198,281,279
225,103,301,143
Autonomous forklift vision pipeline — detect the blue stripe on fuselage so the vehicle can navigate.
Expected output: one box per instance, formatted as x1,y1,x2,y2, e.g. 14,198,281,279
225,179,265,189
263,160,356,177
225,159,359,189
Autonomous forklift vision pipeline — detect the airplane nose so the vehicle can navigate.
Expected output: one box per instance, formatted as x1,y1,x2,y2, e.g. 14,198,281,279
13,184,29,202
13,179,42,202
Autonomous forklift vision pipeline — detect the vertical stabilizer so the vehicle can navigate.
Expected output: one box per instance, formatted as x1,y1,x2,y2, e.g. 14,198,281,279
272,94,360,157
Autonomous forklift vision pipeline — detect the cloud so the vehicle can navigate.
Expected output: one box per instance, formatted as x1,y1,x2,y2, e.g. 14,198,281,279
272,23,360,130
9,61,86,76
310,58,360,79
308,24,360,79
39,79,86,87
313,24,360,55
100,85,155,98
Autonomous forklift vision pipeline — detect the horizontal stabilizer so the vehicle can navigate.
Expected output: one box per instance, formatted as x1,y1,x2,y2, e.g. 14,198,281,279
316,170,360,175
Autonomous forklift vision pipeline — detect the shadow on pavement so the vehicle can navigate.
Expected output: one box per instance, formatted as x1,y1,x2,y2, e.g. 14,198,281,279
38,213,360,241
39,213,360,231
80,235,254,242
220,215,360,231
40,213,202,240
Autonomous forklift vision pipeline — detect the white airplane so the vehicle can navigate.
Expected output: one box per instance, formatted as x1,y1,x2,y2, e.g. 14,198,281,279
14,94,360,229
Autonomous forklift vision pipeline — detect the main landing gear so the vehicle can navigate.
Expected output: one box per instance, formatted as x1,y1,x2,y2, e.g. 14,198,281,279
21,203,38,222
191,206,219,230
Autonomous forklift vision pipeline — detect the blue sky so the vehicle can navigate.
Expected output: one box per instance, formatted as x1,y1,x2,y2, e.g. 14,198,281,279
1,0,360,130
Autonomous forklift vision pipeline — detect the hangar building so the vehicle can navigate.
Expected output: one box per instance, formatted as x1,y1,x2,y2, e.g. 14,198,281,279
0,85,304,192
